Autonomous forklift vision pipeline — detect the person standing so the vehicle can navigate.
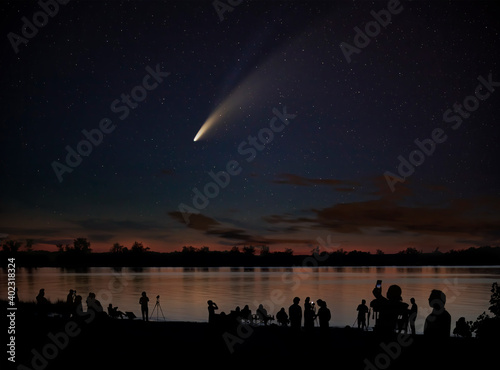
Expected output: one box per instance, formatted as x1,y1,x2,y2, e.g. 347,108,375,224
304,297,315,330
357,299,369,330
317,299,331,331
289,297,302,331
409,297,418,336
207,300,219,325
139,291,149,321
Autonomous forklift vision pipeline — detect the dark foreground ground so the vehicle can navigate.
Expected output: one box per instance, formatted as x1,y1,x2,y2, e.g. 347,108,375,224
7,306,498,370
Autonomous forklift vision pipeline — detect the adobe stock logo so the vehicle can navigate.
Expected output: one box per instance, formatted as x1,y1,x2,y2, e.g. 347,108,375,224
340,0,408,64
7,0,71,54
384,72,499,192
212,0,244,22
178,106,296,225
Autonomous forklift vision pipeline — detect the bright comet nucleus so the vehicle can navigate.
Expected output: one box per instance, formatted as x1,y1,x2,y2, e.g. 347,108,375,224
193,116,216,141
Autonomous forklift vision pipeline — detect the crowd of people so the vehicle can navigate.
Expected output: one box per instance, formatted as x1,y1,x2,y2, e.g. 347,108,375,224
205,284,468,339
29,284,472,338
206,296,332,331
34,288,128,320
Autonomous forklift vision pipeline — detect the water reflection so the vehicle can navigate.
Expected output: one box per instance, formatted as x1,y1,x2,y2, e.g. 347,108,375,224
3,266,498,332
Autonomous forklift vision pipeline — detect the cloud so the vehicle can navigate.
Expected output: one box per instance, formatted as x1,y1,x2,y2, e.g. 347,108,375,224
168,212,220,231
71,218,163,232
263,195,500,243
88,234,116,242
169,211,317,246
273,173,359,191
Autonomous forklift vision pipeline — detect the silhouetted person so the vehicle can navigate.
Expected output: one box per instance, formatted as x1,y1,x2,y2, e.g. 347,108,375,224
241,304,251,323
409,297,418,336
304,297,315,330
74,295,83,317
372,284,409,336
357,299,369,330
86,292,103,313
65,289,75,317
36,288,49,315
317,299,331,331
289,297,302,330
257,304,271,325
139,292,149,321
207,300,218,324
277,307,289,326
231,306,241,321
108,303,125,319
424,289,451,339
36,288,48,305
453,317,471,338
66,289,75,305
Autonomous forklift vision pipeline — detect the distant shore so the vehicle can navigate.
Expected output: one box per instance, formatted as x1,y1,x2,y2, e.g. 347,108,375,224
2,245,500,268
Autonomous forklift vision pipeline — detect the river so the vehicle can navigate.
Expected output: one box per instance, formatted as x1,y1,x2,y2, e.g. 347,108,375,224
3,266,499,333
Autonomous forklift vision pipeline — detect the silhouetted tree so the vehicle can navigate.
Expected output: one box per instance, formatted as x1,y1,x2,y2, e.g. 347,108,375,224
25,238,34,252
110,243,124,253
182,246,197,253
230,246,240,254
243,245,256,256
398,247,422,255
131,241,150,253
2,240,22,253
259,245,270,256
72,238,91,253
470,282,500,340
488,282,500,317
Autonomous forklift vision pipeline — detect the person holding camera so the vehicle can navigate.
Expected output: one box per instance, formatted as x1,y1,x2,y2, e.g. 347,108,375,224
372,283,409,336
207,300,219,325
304,297,316,330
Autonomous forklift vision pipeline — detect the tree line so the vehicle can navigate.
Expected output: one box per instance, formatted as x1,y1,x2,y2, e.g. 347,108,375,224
1,238,499,267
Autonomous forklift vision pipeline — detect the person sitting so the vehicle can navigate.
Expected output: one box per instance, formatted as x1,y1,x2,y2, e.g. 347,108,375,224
73,295,83,317
276,307,289,326
107,303,125,319
453,317,471,338
36,288,49,305
256,304,273,325
36,288,49,316
240,305,252,323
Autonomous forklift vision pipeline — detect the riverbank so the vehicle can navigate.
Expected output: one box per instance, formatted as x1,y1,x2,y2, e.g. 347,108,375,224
2,245,500,267
6,303,497,370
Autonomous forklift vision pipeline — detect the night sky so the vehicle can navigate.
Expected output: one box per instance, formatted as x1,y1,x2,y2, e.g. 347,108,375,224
1,0,499,254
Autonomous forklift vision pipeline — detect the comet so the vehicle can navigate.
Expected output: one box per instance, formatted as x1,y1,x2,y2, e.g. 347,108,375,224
193,67,266,142
193,27,312,142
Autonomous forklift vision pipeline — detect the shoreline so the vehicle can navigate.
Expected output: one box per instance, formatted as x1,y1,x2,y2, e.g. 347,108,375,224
6,300,498,370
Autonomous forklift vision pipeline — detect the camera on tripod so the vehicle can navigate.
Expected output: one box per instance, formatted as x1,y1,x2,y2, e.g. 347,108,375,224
150,294,165,321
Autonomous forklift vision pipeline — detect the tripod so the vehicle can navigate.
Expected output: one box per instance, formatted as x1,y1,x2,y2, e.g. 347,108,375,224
150,295,166,321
